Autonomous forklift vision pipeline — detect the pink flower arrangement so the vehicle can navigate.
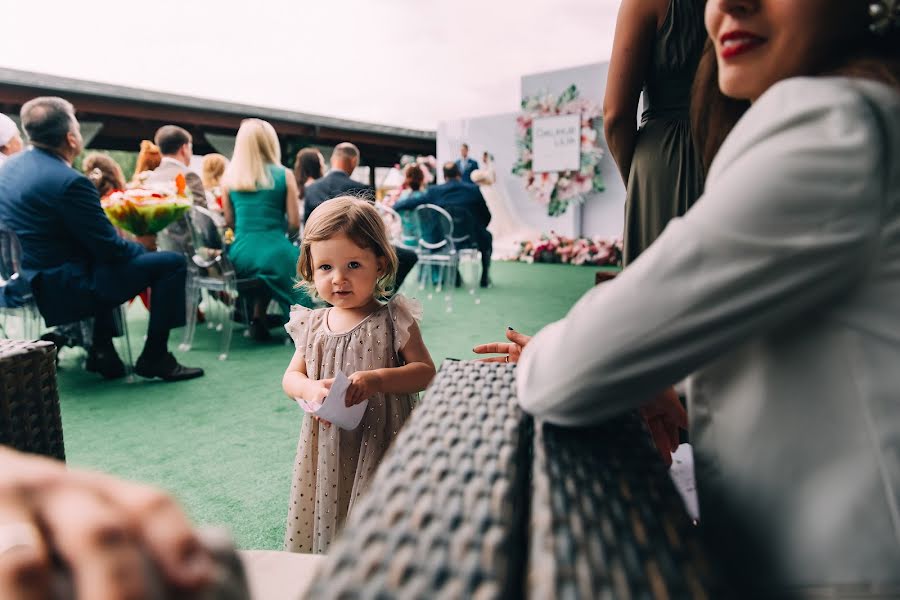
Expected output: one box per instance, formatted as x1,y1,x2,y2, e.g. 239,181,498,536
512,84,605,216
513,232,622,267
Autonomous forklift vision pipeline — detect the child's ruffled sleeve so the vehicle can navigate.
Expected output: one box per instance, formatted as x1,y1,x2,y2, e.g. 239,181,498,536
285,305,314,350
389,293,423,353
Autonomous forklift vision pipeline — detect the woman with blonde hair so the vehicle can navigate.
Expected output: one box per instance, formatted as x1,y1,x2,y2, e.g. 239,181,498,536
222,119,313,340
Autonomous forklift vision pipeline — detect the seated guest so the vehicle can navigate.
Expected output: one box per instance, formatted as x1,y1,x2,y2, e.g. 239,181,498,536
84,152,126,197
131,139,162,185
146,125,206,252
302,142,370,222
201,153,229,211
394,161,493,287
293,146,325,209
304,142,418,290
382,163,427,208
146,125,206,206
0,113,24,169
221,118,313,340
0,97,203,381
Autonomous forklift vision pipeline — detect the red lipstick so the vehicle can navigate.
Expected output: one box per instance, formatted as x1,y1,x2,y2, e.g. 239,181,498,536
719,30,766,59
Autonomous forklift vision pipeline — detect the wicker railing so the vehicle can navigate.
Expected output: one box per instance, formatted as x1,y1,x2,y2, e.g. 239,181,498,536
306,360,726,598
0,339,65,460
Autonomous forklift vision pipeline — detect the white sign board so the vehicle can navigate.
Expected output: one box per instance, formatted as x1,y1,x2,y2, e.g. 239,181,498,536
532,114,581,173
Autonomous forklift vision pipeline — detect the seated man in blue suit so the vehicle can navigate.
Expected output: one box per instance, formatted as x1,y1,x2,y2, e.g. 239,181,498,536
0,97,203,381
394,161,493,287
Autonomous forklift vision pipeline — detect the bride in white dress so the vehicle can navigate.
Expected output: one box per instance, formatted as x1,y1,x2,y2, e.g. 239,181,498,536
470,152,538,258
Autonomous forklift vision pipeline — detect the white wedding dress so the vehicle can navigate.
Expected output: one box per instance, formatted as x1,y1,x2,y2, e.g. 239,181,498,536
471,162,538,258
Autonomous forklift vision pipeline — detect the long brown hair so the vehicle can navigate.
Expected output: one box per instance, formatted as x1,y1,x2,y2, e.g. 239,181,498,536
691,5,900,173
293,147,324,200
133,140,162,180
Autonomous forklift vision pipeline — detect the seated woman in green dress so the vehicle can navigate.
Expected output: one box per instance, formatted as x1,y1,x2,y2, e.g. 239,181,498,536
221,118,313,341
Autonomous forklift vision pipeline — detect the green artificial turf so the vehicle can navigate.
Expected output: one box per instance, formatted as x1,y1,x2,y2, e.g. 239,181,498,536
55,261,595,550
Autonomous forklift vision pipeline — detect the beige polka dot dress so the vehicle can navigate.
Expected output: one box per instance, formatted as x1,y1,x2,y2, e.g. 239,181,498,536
282,294,422,554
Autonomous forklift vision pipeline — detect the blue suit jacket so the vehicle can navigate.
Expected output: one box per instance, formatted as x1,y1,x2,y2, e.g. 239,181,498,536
393,180,492,231
456,158,479,183
303,170,374,224
0,148,144,325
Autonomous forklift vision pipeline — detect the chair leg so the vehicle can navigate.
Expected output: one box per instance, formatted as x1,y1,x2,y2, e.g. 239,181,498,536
179,279,199,352
443,260,455,313
115,305,135,383
468,253,481,303
218,281,237,361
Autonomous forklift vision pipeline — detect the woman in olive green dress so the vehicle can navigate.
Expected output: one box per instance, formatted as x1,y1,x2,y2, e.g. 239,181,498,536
604,0,706,265
221,119,313,340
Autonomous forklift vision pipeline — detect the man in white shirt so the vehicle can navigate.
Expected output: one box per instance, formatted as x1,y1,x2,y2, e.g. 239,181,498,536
0,113,24,169
144,125,207,251
145,125,206,206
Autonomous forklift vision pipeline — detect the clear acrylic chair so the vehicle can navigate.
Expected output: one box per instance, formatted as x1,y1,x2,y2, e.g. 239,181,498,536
179,206,262,360
0,223,134,380
375,203,404,246
0,223,43,340
413,204,458,312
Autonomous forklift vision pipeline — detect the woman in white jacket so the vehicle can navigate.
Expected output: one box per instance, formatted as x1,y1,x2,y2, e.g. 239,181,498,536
477,0,900,595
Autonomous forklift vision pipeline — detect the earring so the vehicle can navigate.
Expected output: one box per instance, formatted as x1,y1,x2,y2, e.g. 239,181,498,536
869,0,899,34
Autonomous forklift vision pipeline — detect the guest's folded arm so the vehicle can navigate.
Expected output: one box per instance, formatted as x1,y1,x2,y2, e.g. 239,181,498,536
517,81,885,426
392,192,427,213
59,177,145,263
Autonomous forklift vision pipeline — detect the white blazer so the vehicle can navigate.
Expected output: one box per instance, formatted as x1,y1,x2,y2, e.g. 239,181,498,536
517,77,900,587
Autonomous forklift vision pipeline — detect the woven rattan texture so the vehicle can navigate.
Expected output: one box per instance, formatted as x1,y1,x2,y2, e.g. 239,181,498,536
528,413,722,600
306,360,529,599
0,339,65,460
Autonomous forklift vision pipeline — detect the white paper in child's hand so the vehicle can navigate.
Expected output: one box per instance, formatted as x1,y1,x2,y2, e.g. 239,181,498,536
294,372,368,430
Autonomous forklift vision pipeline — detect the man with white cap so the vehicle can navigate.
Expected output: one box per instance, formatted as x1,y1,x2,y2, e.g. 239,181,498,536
0,113,23,169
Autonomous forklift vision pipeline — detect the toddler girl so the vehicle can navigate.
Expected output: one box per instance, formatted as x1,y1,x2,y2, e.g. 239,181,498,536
282,196,435,554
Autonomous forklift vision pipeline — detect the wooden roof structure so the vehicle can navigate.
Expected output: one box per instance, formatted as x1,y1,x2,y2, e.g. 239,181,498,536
0,68,435,167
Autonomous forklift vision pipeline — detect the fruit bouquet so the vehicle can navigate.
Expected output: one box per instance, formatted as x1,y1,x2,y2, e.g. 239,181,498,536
101,173,192,236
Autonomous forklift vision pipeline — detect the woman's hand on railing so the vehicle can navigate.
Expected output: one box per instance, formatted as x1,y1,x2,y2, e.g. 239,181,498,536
473,327,532,363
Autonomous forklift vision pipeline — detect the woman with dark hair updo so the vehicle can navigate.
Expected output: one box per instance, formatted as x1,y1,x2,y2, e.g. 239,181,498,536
83,152,126,197
477,1,900,594
293,147,325,203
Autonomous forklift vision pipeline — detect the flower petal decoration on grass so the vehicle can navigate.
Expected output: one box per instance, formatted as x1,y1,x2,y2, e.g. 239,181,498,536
101,173,192,236
512,232,623,267
512,84,605,217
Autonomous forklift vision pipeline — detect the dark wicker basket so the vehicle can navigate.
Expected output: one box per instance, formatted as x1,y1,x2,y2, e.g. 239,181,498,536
0,339,65,461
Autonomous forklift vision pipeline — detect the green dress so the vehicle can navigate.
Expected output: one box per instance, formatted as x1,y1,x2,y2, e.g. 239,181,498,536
622,0,706,265
228,165,313,316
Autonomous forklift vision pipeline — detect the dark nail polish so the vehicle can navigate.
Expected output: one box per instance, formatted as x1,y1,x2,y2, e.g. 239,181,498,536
507,326,514,330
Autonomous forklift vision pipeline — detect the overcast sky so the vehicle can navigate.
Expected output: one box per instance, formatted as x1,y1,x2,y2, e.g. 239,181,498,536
0,0,620,130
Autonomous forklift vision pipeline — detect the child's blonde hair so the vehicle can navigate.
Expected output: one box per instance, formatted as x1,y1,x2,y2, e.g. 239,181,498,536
298,197,399,300
221,118,281,192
